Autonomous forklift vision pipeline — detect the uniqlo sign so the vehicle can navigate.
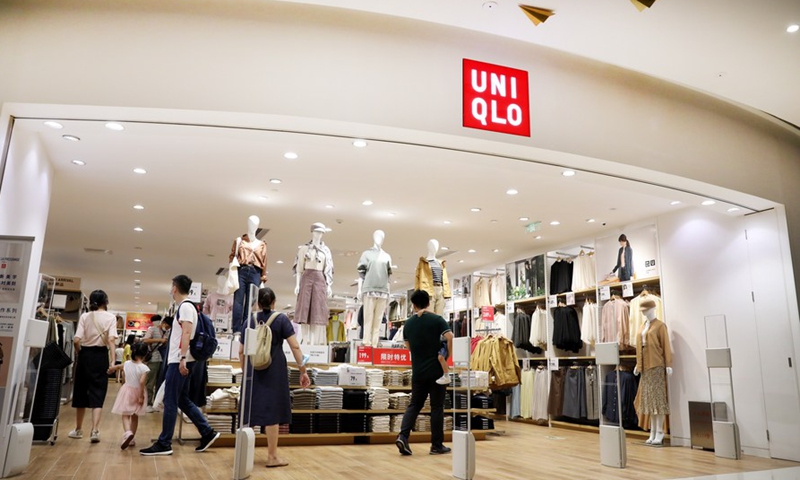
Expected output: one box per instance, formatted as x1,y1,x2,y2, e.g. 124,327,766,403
462,59,530,137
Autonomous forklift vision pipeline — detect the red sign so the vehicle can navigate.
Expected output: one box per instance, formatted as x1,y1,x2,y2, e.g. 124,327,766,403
356,346,373,364
125,312,155,331
463,59,530,137
373,348,412,366
481,306,495,322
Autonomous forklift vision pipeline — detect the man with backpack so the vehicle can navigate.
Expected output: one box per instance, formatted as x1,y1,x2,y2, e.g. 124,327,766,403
140,274,220,456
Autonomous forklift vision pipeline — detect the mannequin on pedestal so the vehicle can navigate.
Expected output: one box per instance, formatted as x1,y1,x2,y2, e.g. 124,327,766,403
229,215,267,333
414,239,451,316
204,276,234,332
634,298,673,446
293,223,334,345
357,230,392,346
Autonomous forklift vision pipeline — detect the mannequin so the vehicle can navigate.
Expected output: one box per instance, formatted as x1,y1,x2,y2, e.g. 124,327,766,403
633,299,673,446
357,230,392,346
293,223,334,345
229,215,268,333
204,275,233,332
611,234,634,282
414,239,451,315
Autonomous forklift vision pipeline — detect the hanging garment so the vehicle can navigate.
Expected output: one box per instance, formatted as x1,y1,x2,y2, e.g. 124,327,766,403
520,369,535,419
490,274,506,306
531,367,550,422
473,277,491,308
580,302,598,346
585,365,599,421
600,298,631,346
571,253,597,292
602,369,639,429
510,311,541,354
528,307,548,349
549,260,574,295
547,367,566,418
562,367,587,419
552,306,583,353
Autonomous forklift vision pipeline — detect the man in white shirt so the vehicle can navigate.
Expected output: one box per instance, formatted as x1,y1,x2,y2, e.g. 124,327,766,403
140,275,219,456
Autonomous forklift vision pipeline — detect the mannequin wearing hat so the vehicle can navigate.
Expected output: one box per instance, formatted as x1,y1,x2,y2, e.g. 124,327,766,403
634,298,673,446
229,215,268,333
357,230,392,346
293,223,334,345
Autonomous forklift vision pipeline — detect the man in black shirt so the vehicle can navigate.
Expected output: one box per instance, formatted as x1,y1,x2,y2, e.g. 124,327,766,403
396,290,454,456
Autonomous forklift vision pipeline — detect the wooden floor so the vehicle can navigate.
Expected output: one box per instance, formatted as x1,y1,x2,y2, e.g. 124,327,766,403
21,384,798,480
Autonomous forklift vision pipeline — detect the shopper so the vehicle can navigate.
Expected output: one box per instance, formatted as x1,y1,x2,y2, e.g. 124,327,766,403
240,287,310,468
143,314,167,410
108,341,150,450
123,334,135,362
114,338,124,383
140,275,220,456
69,289,118,443
395,289,454,456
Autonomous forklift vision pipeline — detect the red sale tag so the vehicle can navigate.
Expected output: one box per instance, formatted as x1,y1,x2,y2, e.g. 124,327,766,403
463,58,530,137
481,306,495,322
357,346,373,364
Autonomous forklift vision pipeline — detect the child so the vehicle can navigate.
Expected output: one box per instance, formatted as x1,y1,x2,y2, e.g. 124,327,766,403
114,339,124,383
436,335,450,385
108,341,150,450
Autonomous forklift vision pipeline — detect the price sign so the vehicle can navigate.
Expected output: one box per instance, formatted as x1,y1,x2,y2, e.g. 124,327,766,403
356,346,373,364
622,282,634,298
599,286,611,301
565,292,575,306
547,295,558,309
188,282,202,302
373,348,412,366
548,356,560,371
481,306,495,321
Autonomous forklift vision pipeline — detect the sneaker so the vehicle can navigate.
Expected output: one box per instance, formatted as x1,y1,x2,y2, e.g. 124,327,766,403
436,374,450,385
395,435,412,456
430,445,452,455
67,429,83,439
121,431,133,450
90,431,100,443
195,431,221,452
140,442,173,456
146,406,155,413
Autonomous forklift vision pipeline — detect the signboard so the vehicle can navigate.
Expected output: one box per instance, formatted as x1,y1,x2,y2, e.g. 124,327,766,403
356,345,373,364
463,58,530,137
480,306,495,322
125,312,155,331
373,348,412,366
622,282,634,298
547,295,558,309
188,282,202,303
44,275,81,292
565,292,575,306
599,286,611,301
213,336,232,360
283,344,330,365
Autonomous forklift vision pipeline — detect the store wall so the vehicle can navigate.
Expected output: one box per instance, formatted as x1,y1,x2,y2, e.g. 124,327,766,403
0,125,54,448
657,207,800,459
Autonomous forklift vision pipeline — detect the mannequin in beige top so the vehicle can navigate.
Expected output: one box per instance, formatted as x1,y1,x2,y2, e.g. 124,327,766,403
230,215,268,334
634,300,673,446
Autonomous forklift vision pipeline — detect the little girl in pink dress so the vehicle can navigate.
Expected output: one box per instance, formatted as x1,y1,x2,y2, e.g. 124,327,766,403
109,342,150,449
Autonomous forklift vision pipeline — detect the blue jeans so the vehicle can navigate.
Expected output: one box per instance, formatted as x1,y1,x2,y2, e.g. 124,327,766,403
157,362,212,447
232,265,262,333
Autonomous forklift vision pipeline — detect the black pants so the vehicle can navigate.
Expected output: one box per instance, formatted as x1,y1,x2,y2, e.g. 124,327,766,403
400,378,446,447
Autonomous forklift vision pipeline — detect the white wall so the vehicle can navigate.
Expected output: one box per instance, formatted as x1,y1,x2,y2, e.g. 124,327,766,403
0,122,54,453
657,208,776,456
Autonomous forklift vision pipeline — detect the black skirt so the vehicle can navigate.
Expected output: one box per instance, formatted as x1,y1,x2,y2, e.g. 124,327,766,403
72,346,110,409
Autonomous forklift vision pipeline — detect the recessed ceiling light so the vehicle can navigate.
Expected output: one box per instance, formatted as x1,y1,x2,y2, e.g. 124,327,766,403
362,200,373,206
284,152,298,160
134,258,142,262
105,122,124,131
134,270,141,274
586,219,596,223
135,297,139,300
467,249,476,253
727,207,741,213
490,219,498,223
443,220,451,225
483,1,498,10
259,195,269,200
459,260,465,263
506,189,519,195
562,170,576,177
670,201,682,206
134,285,140,289
44,121,63,129
133,168,147,174
470,208,482,212
492,249,500,253
353,140,368,148
550,221,561,226
388,212,397,217
393,280,398,284
788,24,799,33
519,217,529,221
701,200,716,206
287,303,292,307
71,160,86,166
270,178,282,184
441,247,450,251
276,260,284,264
133,227,143,232
133,204,144,210
62,135,80,142
535,236,542,240
325,204,335,209
148,302,152,305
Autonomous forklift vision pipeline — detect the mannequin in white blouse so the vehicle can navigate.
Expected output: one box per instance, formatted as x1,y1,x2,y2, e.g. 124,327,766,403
294,223,332,345
635,304,673,445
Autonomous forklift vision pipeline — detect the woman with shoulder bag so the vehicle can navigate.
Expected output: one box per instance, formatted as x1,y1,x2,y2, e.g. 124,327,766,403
69,290,119,443
239,287,310,468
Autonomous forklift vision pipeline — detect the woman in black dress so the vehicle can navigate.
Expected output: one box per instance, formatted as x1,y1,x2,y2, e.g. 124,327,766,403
239,287,310,468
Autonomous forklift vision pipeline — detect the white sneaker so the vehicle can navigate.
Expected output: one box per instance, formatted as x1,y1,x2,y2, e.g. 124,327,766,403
68,429,83,439
146,406,155,413
90,431,100,443
436,375,450,385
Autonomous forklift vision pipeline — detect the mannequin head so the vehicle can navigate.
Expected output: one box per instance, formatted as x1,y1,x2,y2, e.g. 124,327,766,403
640,298,657,321
618,234,630,249
373,230,385,248
216,275,227,293
248,215,260,236
427,239,439,259
311,222,327,245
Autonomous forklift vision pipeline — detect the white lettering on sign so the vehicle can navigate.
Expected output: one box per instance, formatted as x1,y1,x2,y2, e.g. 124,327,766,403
463,59,530,137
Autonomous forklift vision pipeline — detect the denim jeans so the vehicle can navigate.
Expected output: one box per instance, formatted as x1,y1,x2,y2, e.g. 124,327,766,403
232,265,262,333
157,362,212,447
399,378,446,447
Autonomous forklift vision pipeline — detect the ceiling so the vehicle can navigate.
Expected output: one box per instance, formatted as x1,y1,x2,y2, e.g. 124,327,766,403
13,118,753,313
276,0,800,129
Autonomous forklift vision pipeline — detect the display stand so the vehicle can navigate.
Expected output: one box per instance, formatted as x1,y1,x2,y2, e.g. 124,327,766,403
704,315,740,460
597,341,626,469
452,336,475,480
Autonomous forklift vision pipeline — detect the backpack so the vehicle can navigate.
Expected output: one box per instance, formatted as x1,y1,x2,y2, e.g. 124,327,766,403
177,300,218,362
252,312,281,371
